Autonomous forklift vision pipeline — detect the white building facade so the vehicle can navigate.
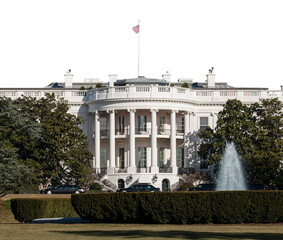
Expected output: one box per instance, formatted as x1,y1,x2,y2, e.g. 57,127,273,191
1,69,282,191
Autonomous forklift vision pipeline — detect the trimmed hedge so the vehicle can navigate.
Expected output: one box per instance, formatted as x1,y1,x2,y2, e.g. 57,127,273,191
72,191,283,224
11,198,79,223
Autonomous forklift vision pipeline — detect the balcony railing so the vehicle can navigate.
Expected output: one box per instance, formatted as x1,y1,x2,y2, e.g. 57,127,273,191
159,167,172,173
158,129,170,135
135,128,150,135
136,168,149,173
88,86,283,103
115,129,128,135
100,130,109,136
95,128,184,137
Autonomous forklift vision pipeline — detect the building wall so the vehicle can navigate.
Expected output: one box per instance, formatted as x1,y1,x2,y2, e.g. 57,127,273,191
1,84,282,190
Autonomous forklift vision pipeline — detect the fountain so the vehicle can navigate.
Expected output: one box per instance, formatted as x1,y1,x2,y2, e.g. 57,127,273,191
216,142,247,191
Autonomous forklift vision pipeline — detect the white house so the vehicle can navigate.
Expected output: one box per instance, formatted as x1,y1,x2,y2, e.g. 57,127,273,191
1,68,282,191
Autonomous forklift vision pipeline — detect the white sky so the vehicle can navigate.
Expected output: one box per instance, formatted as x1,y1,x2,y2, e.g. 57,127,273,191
0,0,282,90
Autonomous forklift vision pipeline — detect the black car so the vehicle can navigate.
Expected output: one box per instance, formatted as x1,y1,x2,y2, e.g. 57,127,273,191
40,185,86,194
188,184,216,191
247,184,265,190
117,183,160,192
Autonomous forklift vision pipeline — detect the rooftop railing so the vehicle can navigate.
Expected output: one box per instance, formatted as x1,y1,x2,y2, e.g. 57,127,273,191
0,89,88,102
89,85,283,103
0,86,282,104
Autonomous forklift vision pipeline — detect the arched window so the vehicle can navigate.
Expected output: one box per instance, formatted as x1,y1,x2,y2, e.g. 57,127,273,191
162,179,170,191
118,179,125,189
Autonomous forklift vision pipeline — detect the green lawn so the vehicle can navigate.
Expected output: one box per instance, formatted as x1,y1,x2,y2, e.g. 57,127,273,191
0,223,283,240
1,195,283,240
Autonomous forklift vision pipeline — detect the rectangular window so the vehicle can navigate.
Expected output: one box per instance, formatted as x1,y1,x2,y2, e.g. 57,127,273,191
100,148,107,168
200,117,209,131
0,92,17,97
118,116,124,134
244,91,259,96
23,91,40,97
119,148,125,169
138,116,147,132
159,147,165,167
100,117,107,135
220,91,236,97
159,116,165,133
138,147,147,168
176,117,184,133
196,91,212,96
177,148,184,168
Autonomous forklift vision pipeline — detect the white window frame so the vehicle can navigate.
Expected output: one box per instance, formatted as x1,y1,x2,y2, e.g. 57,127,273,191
138,147,147,168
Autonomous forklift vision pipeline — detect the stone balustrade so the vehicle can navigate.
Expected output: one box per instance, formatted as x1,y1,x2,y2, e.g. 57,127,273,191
0,86,282,104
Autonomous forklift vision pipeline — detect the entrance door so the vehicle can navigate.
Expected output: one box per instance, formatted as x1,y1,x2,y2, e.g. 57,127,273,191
162,179,170,191
118,179,125,189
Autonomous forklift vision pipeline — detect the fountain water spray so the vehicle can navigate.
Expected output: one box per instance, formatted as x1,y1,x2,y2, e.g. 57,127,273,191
216,142,247,191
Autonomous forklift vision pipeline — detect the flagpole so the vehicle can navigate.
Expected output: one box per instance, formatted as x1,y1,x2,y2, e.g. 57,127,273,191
137,19,140,77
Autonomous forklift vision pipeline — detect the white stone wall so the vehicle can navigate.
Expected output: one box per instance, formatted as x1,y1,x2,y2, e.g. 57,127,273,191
1,84,282,189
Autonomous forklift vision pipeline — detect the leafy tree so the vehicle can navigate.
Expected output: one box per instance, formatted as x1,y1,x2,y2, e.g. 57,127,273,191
95,82,103,88
0,98,40,196
198,98,283,189
181,82,189,88
0,98,41,157
19,94,93,188
0,142,35,196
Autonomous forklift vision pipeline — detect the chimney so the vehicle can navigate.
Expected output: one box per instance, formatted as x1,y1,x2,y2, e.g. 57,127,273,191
109,74,118,87
64,69,73,88
206,67,215,88
162,72,171,82
281,85,283,91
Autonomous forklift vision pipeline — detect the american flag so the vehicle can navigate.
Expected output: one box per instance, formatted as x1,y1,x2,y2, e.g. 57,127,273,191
132,25,139,34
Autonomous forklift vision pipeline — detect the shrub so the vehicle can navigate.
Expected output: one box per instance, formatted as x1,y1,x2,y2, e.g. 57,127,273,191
18,184,39,194
89,182,102,191
95,83,103,88
181,82,189,88
72,191,283,224
178,182,194,191
11,198,79,223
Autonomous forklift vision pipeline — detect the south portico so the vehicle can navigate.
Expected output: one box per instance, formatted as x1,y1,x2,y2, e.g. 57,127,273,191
88,105,194,189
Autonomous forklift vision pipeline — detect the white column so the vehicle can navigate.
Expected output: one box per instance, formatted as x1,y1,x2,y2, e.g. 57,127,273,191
127,109,136,173
94,111,100,173
184,111,190,169
88,113,95,169
189,112,196,169
189,112,196,132
151,109,158,172
108,109,115,173
170,110,177,174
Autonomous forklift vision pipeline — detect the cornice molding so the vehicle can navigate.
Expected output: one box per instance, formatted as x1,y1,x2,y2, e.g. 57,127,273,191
86,98,225,107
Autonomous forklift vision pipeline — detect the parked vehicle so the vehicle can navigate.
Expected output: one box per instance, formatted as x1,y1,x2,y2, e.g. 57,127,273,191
40,185,86,194
117,183,160,192
188,184,216,191
247,184,266,190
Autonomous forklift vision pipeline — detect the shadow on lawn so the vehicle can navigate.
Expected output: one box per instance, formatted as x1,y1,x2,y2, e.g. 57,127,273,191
53,230,283,240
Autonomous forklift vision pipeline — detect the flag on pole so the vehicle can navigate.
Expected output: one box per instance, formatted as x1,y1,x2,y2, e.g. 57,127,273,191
132,25,139,33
